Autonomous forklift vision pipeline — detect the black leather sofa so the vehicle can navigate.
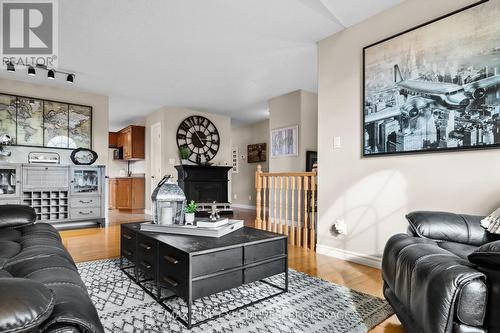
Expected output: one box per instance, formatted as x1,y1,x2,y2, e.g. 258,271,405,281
0,205,104,332
382,211,500,333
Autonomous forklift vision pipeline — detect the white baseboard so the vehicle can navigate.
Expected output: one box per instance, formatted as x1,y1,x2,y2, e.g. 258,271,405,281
231,204,256,210
316,244,382,269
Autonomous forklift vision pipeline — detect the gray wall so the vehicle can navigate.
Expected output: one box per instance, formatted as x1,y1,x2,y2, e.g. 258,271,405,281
230,120,269,208
269,90,318,173
143,107,232,211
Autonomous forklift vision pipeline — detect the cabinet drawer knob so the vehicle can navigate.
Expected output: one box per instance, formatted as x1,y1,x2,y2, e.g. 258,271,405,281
163,255,179,264
163,276,178,287
122,234,132,240
139,243,152,251
140,261,152,269
78,211,92,215
79,200,92,204
123,249,132,256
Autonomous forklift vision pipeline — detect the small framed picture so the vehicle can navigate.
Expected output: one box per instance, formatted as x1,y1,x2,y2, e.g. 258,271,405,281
271,125,298,158
231,147,239,173
247,143,266,163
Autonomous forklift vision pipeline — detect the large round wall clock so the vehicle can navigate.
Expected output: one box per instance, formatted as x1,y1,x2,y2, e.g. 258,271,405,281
176,115,220,164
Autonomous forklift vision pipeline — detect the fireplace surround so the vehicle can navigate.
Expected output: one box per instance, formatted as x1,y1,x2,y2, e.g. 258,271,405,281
175,165,232,206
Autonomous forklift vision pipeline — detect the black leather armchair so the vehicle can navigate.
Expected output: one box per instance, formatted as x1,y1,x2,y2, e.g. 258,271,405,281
0,205,104,333
382,211,500,333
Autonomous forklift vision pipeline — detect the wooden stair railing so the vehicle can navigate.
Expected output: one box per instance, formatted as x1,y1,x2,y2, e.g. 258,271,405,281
255,165,317,250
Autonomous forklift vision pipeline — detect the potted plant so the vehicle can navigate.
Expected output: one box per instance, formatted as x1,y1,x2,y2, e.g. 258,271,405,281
179,146,191,165
184,200,197,225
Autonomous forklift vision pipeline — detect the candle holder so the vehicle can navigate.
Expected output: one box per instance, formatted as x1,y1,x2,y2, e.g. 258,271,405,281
151,175,186,225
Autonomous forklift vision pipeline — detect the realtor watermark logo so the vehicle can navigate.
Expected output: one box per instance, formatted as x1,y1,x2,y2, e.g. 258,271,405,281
0,0,58,67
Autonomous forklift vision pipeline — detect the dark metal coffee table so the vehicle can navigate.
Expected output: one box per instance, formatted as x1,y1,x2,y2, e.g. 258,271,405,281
120,222,288,328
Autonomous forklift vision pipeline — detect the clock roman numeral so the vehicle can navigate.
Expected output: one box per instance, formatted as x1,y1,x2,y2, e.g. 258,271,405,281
180,122,190,132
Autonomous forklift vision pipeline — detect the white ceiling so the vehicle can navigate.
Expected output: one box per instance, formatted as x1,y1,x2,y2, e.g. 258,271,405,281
0,0,403,129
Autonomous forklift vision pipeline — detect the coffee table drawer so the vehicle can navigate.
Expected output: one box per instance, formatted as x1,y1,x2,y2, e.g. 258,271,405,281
120,227,136,263
244,258,286,284
121,247,136,263
244,239,286,264
192,247,243,278
137,258,156,278
137,234,157,259
192,270,243,300
159,273,188,300
137,234,157,278
159,243,189,280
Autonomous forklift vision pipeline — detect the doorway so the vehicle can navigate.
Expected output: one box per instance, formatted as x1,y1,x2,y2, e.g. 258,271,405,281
150,122,162,194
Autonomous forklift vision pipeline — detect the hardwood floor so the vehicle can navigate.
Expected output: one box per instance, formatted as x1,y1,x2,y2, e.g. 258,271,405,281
59,209,404,333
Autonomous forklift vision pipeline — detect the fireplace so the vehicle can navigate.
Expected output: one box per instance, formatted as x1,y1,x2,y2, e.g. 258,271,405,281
175,165,232,205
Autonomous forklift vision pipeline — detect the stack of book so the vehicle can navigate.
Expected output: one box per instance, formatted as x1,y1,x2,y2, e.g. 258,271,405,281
196,218,229,228
140,218,244,238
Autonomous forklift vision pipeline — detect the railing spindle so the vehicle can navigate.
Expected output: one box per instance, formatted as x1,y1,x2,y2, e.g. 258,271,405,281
279,177,283,234
255,165,262,229
284,177,289,237
310,174,316,250
303,176,309,249
262,176,267,231
296,176,302,247
290,176,296,246
272,176,277,233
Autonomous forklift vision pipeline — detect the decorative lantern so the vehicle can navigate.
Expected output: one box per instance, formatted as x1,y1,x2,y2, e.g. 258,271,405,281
151,175,186,225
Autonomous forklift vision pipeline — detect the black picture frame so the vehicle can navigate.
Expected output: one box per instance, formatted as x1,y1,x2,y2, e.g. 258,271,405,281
306,151,317,172
0,92,93,150
70,148,98,165
247,143,267,163
362,0,500,157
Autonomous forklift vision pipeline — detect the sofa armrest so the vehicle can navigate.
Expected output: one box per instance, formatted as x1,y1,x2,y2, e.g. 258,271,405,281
0,278,55,332
469,241,500,267
383,233,487,332
468,242,500,332
406,211,492,246
0,205,37,228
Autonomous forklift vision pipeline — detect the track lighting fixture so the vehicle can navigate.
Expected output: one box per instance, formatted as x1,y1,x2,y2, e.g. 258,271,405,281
5,62,76,83
6,61,15,72
28,66,36,76
47,69,55,79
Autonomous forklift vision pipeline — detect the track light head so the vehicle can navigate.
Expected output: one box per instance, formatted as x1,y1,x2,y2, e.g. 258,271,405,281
47,69,55,79
6,61,15,72
28,66,36,76
66,74,74,83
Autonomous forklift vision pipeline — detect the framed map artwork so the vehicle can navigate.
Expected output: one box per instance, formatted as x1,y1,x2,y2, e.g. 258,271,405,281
0,93,92,149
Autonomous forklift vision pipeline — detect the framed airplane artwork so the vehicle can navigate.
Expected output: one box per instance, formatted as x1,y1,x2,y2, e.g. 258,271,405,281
362,0,500,156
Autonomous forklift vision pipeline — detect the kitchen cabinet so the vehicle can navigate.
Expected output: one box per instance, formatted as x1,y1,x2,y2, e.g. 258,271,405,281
109,177,145,210
118,126,145,160
109,179,117,209
108,132,119,148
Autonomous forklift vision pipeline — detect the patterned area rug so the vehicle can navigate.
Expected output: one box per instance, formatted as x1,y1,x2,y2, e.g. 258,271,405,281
77,259,393,332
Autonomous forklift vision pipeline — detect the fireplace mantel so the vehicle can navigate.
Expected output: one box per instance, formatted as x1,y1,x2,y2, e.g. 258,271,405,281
175,165,232,205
